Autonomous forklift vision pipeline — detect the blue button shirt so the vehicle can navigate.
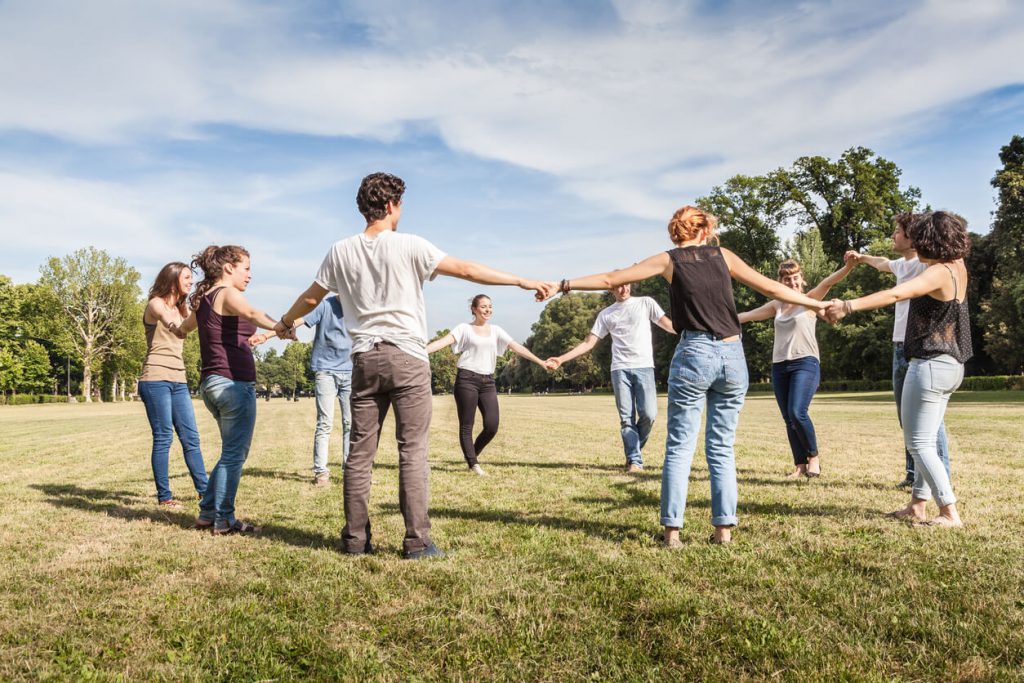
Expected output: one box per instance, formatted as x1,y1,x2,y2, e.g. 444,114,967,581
304,296,353,372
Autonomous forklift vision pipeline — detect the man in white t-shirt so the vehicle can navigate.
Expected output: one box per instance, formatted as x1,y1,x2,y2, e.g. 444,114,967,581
275,172,555,559
546,284,675,473
846,212,950,488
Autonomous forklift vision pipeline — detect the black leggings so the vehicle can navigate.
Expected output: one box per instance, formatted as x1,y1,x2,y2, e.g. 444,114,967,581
453,369,499,467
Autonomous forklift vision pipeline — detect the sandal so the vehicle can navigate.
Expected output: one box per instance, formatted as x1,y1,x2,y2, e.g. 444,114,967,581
211,520,262,536
193,519,214,530
159,499,184,509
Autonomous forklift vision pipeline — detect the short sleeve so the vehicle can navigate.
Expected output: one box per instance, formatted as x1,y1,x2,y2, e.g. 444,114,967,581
450,323,468,353
888,259,907,279
591,310,609,339
314,247,339,293
303,298,326,329
646,297,666,323
494,326,514,355
408,235,447,282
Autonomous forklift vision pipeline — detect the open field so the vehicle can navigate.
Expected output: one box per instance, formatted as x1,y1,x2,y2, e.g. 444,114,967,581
1,391,1023,681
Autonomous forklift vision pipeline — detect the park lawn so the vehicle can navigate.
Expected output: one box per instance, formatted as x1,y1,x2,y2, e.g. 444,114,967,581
0,391,1022,681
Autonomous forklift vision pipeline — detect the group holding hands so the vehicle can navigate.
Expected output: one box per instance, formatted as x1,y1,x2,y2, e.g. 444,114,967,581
137,171,970,555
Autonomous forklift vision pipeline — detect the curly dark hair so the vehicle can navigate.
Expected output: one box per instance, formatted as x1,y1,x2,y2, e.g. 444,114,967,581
356,172,406,222
908,211,971,261
893,212,920,236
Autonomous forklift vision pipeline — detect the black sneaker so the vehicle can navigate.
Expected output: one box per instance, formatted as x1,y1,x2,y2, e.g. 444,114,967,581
402,542,446,560
896,477,914,489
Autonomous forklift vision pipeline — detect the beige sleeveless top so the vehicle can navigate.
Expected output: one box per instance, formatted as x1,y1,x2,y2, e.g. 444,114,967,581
139,306,187,383
772,303,819,363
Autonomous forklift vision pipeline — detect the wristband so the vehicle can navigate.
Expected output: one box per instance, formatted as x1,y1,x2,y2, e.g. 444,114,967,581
560,279,571,294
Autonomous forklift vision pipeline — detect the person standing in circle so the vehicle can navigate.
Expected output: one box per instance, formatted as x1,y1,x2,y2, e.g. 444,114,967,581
737,258,854,478
427,295,549,476
138,262,209,508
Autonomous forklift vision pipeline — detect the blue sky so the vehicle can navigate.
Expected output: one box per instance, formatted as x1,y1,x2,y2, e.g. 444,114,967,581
1,0,1023,343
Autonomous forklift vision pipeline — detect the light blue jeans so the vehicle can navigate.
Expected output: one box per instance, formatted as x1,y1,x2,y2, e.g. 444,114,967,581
661,332,747,529
894,343,949,479
198,374,257,530
314,370,352,472
610,367,658,466
902,355,962,507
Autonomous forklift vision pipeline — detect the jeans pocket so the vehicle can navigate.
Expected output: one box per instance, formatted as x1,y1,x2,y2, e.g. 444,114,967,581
674,349,713,385
928,360,963,394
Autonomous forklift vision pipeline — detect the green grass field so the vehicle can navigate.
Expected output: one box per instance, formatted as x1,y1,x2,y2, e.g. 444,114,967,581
1,391,1023,681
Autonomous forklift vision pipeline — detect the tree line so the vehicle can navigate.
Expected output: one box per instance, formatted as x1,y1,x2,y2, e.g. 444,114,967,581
2,137,1022,400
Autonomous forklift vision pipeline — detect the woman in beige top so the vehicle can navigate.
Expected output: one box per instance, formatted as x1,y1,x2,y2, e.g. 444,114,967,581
738,259,853,478
138,262,208,508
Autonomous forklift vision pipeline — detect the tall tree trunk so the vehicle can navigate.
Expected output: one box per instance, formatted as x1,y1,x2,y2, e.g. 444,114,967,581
81,364,92,402
111,374,119,402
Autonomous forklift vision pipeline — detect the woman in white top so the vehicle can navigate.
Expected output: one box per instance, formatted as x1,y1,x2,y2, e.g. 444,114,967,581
427,294,548,475
737,259,853,478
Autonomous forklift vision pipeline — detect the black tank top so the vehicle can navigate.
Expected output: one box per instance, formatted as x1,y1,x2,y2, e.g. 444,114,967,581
667,246,742,338
197,287,257,382
904,264,973,363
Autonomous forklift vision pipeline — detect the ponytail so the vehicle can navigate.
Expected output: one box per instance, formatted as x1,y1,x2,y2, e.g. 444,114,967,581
189,245,249,310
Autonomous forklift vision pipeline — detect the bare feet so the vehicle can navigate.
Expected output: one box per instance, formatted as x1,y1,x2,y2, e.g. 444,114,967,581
710,526,732,544
663,527,682,550
805,455,821,478
915,515,963,528
884,505,927,523
785,465,807,479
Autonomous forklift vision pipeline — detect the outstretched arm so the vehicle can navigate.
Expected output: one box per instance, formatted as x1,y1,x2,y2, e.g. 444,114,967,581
556,253,672,295
547,334,600,369
655,315,676,334
806,261,856,301
737,301,777,324
221,288,279,330
825,264,950,322
508,340,547,369
723,249,827,311
434,257,556,301
426,333,456,354
276,282,329,339
845,250,893,273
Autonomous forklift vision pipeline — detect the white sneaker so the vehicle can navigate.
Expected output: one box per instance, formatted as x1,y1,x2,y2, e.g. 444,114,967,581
470,464,487,476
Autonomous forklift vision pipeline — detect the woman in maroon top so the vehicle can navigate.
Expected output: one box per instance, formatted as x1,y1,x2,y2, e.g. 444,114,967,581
175,245,279,535
552,206,828,546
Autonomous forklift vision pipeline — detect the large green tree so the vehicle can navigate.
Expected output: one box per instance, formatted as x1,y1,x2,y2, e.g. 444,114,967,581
0,275,56,395
428,328,458,394
525,293,608,390
36,248,142,401
979,135,1024,374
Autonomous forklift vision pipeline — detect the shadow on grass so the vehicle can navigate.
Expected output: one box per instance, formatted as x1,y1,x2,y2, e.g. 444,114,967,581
30,483,336,550
478,461,627,472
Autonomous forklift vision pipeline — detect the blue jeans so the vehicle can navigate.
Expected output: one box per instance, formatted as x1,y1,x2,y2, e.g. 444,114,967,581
661,332,748,529
902,356,962,506
198,375,257,529
138,381,208,502
610,367,658,466
771,357,820,466
893,344,950,479
314,370,352,472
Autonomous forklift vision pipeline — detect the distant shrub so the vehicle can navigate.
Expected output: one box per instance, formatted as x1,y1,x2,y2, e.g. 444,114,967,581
0,394,69,405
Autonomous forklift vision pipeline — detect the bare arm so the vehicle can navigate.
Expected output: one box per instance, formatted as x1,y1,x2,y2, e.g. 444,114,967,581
276,282,329,338
508,340,547,368
169,311,198,339
426,333,456,354
147,299,184,328
845,250,893,273
434,257,555,300
806,261,855,301
560,253,672,293
737,301,777,324
548,334,600,368
220,288,278,330
655,315,676,334
723,249,827,311
847,265,948,313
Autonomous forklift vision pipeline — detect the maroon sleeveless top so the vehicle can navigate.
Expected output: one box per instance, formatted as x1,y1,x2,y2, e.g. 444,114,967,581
198,287,257,382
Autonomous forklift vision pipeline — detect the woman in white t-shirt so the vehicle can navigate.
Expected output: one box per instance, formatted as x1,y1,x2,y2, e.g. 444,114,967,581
427,294,548,476
737,258,853,479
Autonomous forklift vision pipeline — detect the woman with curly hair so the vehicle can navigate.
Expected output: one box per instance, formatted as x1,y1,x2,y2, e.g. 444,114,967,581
826,211,971,527
174,245,279,535
551,206,828,546
138,262,208,508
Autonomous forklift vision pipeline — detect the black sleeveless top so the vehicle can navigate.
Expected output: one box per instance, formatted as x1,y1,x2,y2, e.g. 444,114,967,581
667,246,742,338
904,265,973,363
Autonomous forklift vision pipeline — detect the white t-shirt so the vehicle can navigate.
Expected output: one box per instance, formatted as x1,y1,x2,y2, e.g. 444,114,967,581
590,296,666,372
888,257,928,343
315,230,446,363
450,323,514,375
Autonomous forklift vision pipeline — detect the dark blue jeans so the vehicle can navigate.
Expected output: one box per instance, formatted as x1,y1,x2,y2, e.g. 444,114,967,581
138,381,209,502
771,356,820,466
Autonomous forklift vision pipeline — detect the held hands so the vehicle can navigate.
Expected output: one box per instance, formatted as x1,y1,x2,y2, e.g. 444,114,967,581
844,250,863,267
249,333,270,348
822,299,853,323
544,357,562,371
274,319,298,341
526,280,559,302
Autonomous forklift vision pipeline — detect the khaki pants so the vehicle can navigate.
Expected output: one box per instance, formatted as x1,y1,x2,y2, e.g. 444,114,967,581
341,342,433,553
